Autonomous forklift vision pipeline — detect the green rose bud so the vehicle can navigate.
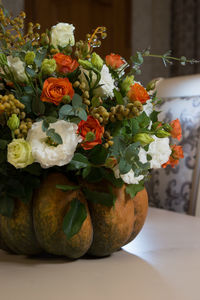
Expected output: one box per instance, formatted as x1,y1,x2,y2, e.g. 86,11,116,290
155,129,171,138
85,131,95,142
62,95,71,104
7,139,34,169
7,114,20,131
121,75,134,94
25,51,36,65
78,59,93,70
0,53,7,65
91,52,103,71
41,58,57,76
134,133,154,146
146,79,159,91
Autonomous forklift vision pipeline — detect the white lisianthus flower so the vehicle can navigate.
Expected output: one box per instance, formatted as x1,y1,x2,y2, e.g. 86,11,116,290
139,135,171,169
7,56,27,82
51,23,75,48
142,99,153,117
27,120,82,168
79,64,115,98
113,166,144,185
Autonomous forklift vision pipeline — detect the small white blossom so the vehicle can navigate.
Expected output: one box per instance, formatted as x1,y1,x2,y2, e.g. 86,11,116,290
7,56,27,82
79,65,115,98
51,23,75,48
113,166,144,185
143,99,153,116
139,135,171,169
27,120,82,168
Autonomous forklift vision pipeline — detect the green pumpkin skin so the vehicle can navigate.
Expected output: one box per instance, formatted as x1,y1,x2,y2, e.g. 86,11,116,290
33,173,93,259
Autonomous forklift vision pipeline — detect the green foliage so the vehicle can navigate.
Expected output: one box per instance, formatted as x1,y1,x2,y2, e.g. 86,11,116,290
126,181,144,198
113,89,124,104
88,145,108,165
83,187,116,207
46,128,63,145
59,93,87,121
56,184,80,191
63,198,87,240
67,153,90,170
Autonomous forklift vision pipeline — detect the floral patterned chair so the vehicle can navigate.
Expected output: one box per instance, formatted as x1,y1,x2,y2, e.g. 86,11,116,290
147,74,200,215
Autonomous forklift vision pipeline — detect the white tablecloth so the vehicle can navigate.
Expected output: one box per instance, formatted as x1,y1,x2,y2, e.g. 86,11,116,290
0,207,200,300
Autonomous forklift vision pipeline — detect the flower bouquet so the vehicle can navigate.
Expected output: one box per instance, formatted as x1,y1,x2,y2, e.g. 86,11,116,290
0,7,194,258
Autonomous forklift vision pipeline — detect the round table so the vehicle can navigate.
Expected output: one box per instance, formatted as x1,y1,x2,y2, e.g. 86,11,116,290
0,207,200,300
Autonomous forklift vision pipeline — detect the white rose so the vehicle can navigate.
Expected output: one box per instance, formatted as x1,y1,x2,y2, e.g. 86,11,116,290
27,120,82,168
113,166,144,185
79,64,115,98
51,23,75,48
7,56,27,82
138,135,171,169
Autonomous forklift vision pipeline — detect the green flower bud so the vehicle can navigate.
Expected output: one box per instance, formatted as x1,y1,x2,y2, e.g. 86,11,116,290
7,114,20,131
7,139,34,169
41,58,57,75
85,131,95,142
63,45,73,55
25,51,36,65
134,133,154,146
155,129,171,138
121,75,134,94
62,95,71,104
146,79,159,91
78,59,93,70
0,53,7,65
91,52,103,71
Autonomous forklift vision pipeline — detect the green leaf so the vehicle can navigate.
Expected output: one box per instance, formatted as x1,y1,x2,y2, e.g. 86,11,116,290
25,66,36,78
24,86,34,95
150,110,160,122
131,52,144,65
110,136,127,158
89,145,108,165
136,111,150,128
0,194,14,217
113,88,124,104
67,153,90,170
118,158,132,175
124,143,140,164
82,166,92,178
127,118,140,135
21,95,32,113
42,119,49,132
103,169,124,188
0,139,8,150
83,167,104,183
126,182,144,198
56,184,80,191
59,104,74,119
32,97,45,115
46,128,63,145
83,188,116,207
75,107,87,121
63,198,87,240
72,93,83,108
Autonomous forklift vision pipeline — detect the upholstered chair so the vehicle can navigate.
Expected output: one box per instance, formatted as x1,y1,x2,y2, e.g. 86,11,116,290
147,74,200,215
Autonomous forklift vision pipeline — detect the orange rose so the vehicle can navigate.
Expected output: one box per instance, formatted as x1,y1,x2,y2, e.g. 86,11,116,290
53,53,79,73
105,53,125,69
170,119,182,140
41,77,74,106
162,145,184,168
77,116,104,150
127,83,150,104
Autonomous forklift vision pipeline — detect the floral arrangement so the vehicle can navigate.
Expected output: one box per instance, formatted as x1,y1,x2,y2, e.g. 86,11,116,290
0,7,196,239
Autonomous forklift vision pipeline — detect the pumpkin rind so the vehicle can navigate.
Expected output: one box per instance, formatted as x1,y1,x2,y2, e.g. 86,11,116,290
125,188,148,245
86,182,135,257
0,199,42,255
33,173,93,258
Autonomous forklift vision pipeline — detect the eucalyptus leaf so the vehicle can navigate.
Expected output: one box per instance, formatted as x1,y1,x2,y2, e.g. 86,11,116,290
118,158,132,175
72,93,83,108
75,107,87,121
46,128,63,145
59,104,74,119
63,198,87,240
